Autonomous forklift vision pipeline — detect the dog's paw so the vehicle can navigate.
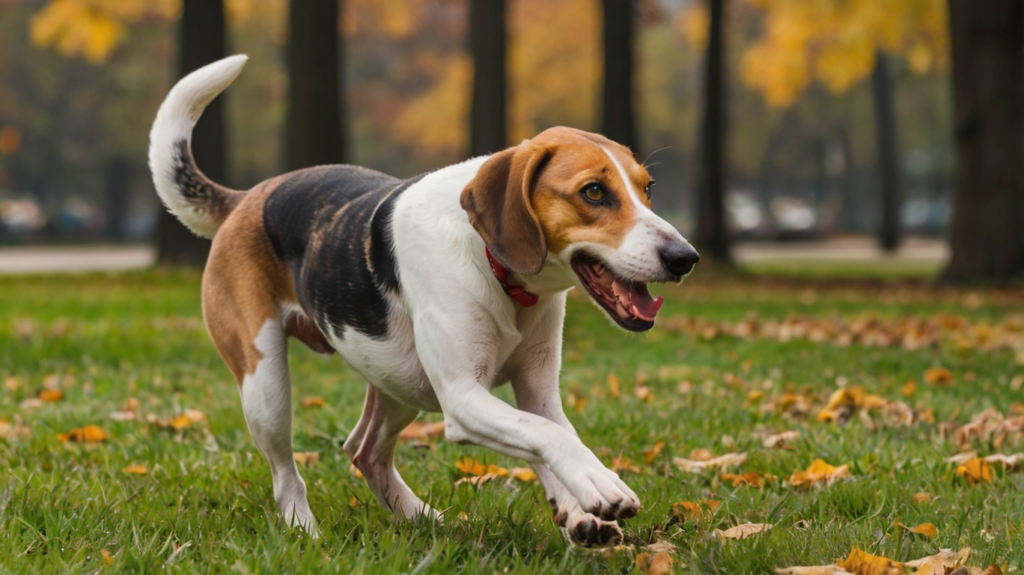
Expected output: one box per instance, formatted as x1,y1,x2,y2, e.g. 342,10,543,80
551,456,642,521
564,514,623,548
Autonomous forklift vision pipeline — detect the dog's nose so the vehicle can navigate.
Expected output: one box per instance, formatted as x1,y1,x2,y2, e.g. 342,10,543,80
659,242,700,277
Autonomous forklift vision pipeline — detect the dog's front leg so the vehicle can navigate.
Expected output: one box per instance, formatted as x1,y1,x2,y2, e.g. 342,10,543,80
414,311,640,522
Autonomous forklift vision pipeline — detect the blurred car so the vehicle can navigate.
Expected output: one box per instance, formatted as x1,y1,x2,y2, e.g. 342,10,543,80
0,197,47,233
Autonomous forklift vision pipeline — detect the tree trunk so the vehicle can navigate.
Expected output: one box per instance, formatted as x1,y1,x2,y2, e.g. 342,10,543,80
286,0,345,170
944,0,1024,283
871,51,901,252
695,0,730,261
469,0,507,156
156,0,227,267
601,0,636,149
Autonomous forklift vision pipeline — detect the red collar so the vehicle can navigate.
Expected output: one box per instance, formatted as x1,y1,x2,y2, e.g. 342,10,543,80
485,248,539,307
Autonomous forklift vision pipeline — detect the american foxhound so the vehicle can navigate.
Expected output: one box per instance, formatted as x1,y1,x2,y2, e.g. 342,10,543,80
149,56,698,547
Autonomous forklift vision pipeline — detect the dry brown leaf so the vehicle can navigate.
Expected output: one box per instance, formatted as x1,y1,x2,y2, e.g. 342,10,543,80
689,448,714,461
836,547,902,575
715,522,773,540
348,496,361,508
455,473,502,486
300,396,326,408
634,386,654,402
184,409,205,423
817,386,888,423
763,390,813,418
905,548,971,575
20,398,44,409
58,425,107,443
398,420,445,441
611,453,642,474
924,367,954,386
636,551,673,575
293,452,319,465
607,374,621,398
902,379,917,397
38,389,63,402
674,452,747,472
101,549,113,566
644,539,678,554
672,501,702,520
0,419,31,440
703,499,722,512
956,457,993,484
788,459,851,488
896,520,937,539
510,467,537,482
642,442,665,464
983,453,1023,468
775,567,851,575
122,464,148,475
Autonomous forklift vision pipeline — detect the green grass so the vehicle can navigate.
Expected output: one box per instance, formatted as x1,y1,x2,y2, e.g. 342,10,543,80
1,269,1022,573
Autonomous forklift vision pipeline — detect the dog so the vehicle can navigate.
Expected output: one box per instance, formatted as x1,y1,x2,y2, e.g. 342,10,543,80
149,55,698,547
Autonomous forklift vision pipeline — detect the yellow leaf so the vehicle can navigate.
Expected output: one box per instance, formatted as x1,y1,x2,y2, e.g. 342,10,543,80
300,396,326,408
907,523,937,538
349,463,364,480
721,471,768,488
101,548,113,566
924,368,954,386
636,551,673,575
956,457,993,484
58,425,107,443
672,500,702,520
642,442,665,464
510,467,537,482
348,496,361,507
169,414,191,430
611,453,642,474
774,567,850,575
633,386,654,402
788,459,851,489
905,548,971,574
122,464,148,475
913,492,935,504
836,547,902,575
715,523,773,540
38,389,63,402
293,452,319,465
607,374,621,398
455,457,507,477
902,379,917,397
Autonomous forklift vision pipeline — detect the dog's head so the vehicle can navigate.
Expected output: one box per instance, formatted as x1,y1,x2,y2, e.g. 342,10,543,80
461,127,698,332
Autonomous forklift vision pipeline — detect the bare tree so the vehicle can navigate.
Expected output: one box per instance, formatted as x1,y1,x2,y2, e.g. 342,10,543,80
286,0,346,170
944,0,1024,283
156,0,227,266
871,51,900,252
601,0,636,149
469,0,507,156
695,0,730,261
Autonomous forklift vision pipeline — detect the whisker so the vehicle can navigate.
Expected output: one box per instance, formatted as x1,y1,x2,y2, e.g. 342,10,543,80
641,146,672,168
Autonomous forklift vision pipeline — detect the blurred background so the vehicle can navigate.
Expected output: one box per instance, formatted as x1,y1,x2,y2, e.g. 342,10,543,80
0,0,1019,283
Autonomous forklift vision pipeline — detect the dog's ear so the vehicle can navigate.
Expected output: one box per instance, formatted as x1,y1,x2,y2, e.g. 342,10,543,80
461,141,549,275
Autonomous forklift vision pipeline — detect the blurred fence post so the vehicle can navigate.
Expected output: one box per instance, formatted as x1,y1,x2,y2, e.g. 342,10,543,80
601,0,636,150
286,0,346,170
871,51,900,252
469,0,507,156
695,0,731,262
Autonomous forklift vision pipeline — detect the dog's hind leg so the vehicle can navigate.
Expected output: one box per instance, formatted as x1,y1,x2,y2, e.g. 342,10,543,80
344,386,438,520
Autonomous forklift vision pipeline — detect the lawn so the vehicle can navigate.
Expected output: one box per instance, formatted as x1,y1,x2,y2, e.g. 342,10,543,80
1,269,1022,573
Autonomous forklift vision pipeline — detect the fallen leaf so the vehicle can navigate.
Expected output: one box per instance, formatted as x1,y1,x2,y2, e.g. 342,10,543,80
634,386,654,402
983,453,1023,468
38,389,63,402
897,521,937,539
636,551,673,575
924,367,954,386
672,500,702,520
169,414,191,430
913,492,936,504
703,499,722,512
721,471,768,488
762,430,800,449
398,420,445,441
0,420,31,440
184,409,205,423
688,448,714,461
836,547,902,575
956,457,993,484
510,467,537,482
293,452,319,465
903,379,917,397
101,549,113,566
4,377,19,392
905,548,971,575
58,425,107,443
607,374,621,398
775,567,851,575
122,464,148,475
715,522,773,540
455,473,502,486
644,539,678,554
642,442,665,464
674,452,747,472
788,459,851,488
348,496,361,507
20,398,44,409
455,457,508,477
349,463,363,479
300,396,326,408
817,386,888,423
611,453,642,474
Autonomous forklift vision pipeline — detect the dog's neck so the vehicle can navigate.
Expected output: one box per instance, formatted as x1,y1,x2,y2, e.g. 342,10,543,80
506,254,576,297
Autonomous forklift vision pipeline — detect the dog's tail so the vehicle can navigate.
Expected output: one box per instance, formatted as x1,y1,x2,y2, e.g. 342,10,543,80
148,55,248,239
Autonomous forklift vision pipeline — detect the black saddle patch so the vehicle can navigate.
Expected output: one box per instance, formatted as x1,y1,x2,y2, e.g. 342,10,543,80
263,165,423,340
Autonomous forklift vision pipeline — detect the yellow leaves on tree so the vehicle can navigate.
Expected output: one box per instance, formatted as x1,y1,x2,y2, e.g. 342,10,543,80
741,0,949,108
31,0,180,63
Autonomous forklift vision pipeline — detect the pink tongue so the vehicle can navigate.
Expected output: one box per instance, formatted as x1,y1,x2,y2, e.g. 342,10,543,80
629,283,664,320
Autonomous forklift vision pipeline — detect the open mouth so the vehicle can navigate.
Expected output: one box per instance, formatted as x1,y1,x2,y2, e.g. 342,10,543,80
571,254,665,332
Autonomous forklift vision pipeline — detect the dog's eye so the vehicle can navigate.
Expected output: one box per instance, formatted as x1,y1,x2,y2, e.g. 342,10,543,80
581,184,606,204
644,179,655,200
